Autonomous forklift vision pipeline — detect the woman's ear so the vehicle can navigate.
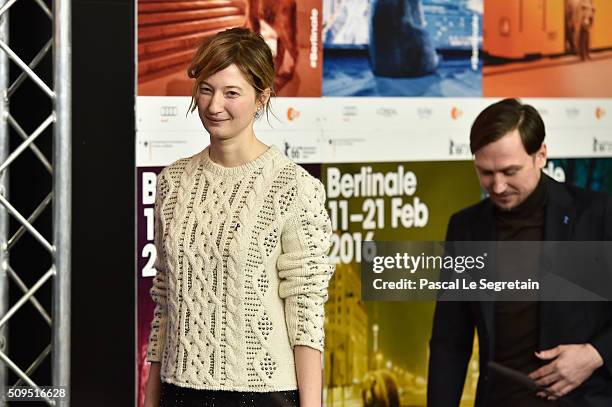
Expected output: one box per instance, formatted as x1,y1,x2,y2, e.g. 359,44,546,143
258,88,271,109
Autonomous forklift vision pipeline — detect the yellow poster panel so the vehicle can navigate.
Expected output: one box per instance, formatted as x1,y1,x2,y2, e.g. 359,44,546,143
322,160,481,407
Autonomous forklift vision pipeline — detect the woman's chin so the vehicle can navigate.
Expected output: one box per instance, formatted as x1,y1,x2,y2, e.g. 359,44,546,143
205,129,230,140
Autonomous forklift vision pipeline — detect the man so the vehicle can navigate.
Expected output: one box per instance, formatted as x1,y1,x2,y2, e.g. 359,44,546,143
427,99,612,407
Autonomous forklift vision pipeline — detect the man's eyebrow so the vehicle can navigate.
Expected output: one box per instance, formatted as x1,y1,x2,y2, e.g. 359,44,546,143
475,165,522,173
499,165,522,172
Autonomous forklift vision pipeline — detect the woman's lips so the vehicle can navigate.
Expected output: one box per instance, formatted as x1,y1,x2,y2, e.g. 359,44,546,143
205,116,229,123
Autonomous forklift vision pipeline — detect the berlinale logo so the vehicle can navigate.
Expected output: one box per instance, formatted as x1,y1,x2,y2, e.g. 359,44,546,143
595,107,606,120
593,137,612,153
451,107,463,120
284,142,300,159
449,139,470,156
287,107,301,121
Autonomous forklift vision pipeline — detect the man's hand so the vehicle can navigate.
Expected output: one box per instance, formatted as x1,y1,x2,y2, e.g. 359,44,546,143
528,344,604,400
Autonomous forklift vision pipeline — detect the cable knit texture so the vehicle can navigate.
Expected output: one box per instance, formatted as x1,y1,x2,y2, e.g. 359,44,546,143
146,145,334,391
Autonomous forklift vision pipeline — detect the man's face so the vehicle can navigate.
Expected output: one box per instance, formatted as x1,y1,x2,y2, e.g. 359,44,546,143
474,129,547,210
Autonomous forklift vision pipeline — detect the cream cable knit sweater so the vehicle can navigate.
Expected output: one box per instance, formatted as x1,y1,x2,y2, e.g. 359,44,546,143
146,145,334,391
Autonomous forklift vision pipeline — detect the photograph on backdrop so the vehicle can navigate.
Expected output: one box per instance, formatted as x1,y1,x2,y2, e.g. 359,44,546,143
321,160,482,406
137,0,323,96
483,0,612,97
322,0,483,97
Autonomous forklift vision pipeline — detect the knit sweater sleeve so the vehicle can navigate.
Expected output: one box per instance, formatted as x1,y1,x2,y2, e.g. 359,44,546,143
277,169,335,352
146,170,169,363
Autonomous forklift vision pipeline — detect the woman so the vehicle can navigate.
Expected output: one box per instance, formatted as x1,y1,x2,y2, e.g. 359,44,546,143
144,28,334,407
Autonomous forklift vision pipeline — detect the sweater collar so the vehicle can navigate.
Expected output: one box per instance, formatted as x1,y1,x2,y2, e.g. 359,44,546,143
200,144,281,177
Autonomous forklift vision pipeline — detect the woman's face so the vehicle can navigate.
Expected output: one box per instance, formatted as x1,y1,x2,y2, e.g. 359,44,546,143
196,64,264,141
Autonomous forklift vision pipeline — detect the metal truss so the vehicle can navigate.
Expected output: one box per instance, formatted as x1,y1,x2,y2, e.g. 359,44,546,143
0,0,70,404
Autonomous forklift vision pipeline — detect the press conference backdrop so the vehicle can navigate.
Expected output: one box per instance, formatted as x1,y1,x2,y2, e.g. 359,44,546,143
135,1,612,406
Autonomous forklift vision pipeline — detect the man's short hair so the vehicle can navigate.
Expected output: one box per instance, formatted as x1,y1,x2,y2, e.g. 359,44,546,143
470,98,545,155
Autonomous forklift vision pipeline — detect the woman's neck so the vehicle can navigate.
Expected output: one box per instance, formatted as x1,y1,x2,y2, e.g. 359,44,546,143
208,134,268,168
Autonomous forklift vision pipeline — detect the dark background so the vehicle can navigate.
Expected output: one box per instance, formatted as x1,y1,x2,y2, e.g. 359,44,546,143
72,0,134,403
7,0,134,405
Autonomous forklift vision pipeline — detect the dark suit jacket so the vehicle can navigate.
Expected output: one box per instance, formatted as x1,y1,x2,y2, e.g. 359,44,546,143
427,175,612,407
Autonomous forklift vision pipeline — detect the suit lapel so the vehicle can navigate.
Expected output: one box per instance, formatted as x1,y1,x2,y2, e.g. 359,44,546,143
471,200,495,241
470,200,496,349
544,194,576,241
541,175,575,349
544,177,575,241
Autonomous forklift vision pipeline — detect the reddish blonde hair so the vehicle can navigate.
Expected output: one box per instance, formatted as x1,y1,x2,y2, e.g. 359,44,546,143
187,27,275,118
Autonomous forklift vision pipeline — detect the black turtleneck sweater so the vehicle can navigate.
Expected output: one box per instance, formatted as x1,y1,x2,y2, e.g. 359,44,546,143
487,174,557,407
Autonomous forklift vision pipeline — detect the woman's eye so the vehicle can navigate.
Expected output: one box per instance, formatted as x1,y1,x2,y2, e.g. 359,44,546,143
226,91,239,97
199,87,211,94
